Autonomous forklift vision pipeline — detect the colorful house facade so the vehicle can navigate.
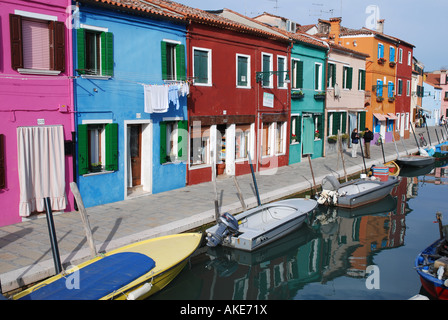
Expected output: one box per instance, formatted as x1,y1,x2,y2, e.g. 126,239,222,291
426,70,448,120
252,13,329,163
411,57,425,126
151,4,292,185
74,0,188,208
0,0,74,226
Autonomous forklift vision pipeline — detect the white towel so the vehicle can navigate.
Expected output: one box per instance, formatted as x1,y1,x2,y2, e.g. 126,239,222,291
144,85,169,113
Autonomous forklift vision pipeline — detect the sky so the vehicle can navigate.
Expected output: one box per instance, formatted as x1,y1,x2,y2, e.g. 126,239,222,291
174,0,447,71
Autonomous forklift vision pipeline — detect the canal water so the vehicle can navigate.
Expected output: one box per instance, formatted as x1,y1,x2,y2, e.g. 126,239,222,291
151,162,448,300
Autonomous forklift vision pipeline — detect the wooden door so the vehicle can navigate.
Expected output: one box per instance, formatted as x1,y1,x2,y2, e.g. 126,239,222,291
130,125,142,186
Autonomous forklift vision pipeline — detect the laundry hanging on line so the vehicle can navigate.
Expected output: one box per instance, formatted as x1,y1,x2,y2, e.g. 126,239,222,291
143,82,190,113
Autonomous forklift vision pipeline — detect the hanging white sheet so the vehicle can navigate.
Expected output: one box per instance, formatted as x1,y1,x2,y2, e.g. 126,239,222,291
17,126,66,217
144,84,169,113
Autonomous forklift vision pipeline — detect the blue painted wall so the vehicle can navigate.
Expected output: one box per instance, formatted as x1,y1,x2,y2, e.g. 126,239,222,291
74,4,187,207
422,82,442,127
289,43,327,164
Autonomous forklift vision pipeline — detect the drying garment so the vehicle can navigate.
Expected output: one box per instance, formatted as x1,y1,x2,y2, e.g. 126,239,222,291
178,82,190,97
144,85,169,113
168,85,180,110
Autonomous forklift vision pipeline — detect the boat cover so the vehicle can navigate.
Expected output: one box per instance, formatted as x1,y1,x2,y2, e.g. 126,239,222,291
19,252,156,300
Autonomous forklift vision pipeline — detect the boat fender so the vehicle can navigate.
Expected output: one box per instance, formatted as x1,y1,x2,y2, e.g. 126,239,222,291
127,283,152,300
437,266,445,280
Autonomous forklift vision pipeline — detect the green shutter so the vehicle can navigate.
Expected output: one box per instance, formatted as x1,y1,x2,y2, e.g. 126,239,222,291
161,41,167,80
237,56,248,86
77,28,86,74
194,50,208,84
296,60,303,89
296,115,302,142
359,112,366,131
315,64,319,90
77,124,89,175
160,122,167,164
101,32,114,77
333,112,341,135
347,67,353,89
177,120,188,161
176,44,186,81
341,112,347,133
105,123,118,171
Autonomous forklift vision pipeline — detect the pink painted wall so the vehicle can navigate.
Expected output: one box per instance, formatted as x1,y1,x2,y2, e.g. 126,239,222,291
0,0,74,226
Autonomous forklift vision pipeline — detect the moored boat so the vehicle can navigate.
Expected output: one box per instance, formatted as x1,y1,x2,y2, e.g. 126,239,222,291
13,233,203,300
205,198,318,252
317,175,399,208
396,154,435,167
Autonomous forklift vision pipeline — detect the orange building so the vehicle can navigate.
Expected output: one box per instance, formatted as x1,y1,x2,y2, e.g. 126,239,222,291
316,18,402,143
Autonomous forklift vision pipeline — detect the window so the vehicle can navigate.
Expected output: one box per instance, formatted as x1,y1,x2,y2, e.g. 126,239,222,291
342,66,353,89
193,47,211,85
275,122,286,154
291,59,303,89
235,124,252,160
378,43,384,59
398,48,403,63
407,51,412,66
388,81,395,98
277,56,287,89
190,124,210,167
161,41,186,81
407,80,411,96
262,53,273,88
315,63,322,91
77,27,113,77
236,54,250,88
396,113,401,131
160,120,188,164
9,13,65,73
290,115,301,144
389,46,395,62
327,63,336,88
314,114,324,140
78,122,118,174
397,79,403,96
261,122,271,157
358,69,366,91
328,112,347,136
376,80,383,97
405,113,410,130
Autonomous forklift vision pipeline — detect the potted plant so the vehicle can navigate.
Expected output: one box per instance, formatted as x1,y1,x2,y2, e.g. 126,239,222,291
378,57,386,65
90,162,103,172
216,161,225,175
291,90,305,99
376,96,384,102
314,92,326,100
327,135,337,144
389,61,396,67
314,129,320,140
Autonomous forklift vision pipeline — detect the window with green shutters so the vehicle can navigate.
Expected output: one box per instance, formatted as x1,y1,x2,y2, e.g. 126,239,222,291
327,63,336,88
77,28,114,77
237,54,250,88
343,66,353,89
160,120,188,164
161,41,186,81
292,59,303,89
290,115,301,144
262,53,272,88
315,63,322,91
277,56,287,88
358,112,366,131
193,48,211,85
358,69,366,91
77,123,118,175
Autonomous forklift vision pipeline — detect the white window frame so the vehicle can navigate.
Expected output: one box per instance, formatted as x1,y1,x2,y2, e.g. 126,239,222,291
189,123,211,169
192,46,212,87
234,123,254,161
236,54,251,89
291,58,302,90
277,55,288,89
396,113,400,131
261,52,273,89
81,119,113,174
315,62,323,91
274,122,286,155
398,48,403,64
406,80,411,96
407,51,412,66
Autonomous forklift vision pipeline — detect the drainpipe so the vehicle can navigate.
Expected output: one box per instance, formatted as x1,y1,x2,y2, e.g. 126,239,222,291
323,42,332,158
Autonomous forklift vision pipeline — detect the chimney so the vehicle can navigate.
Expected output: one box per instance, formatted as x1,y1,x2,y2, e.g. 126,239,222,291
440,70,447,85
329,17,341,43
377,19,385,33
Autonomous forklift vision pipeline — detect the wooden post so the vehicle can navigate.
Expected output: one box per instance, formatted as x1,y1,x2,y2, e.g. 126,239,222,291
307,154,317,197
211,151,220,221
233,176,247,211
70,182,98,258
337,130,348,182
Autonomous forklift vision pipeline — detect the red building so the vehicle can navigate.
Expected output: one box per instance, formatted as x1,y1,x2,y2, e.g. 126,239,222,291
154,1,291,185
394,40,414,139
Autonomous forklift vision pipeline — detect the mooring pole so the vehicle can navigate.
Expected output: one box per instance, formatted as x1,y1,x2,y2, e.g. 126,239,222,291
248,152,261,206
45,197,62,274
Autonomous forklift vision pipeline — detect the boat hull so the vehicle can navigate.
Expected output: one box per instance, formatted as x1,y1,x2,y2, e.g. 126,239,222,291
415,239,448,300
336,176,399,209
13,233,203,300
396,156,435,167
206,199,317,252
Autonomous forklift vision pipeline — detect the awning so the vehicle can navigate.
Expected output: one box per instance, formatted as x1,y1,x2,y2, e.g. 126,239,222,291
373,113,387,121
386,113,398,120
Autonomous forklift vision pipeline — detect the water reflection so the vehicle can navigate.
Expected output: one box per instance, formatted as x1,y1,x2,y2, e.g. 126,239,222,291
153,176,415,300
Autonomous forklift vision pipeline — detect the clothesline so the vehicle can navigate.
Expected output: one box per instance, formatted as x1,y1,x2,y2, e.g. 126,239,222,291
143,82,190,114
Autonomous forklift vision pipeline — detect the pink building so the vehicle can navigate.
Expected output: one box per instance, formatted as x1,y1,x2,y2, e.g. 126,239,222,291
0,0,74,226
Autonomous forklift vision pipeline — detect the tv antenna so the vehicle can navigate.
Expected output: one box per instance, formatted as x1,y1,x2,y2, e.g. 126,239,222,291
309,3,334,17
268,0,279,13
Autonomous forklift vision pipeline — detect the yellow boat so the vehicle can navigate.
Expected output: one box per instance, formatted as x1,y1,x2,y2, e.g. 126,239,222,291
13,233,202,300
384,160,400,176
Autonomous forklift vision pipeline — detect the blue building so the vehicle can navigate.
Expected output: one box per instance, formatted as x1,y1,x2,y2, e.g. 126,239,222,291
74,0,188,207
422,79,442,127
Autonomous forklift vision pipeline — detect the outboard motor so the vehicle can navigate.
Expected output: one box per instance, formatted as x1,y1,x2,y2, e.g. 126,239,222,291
206,212,239,247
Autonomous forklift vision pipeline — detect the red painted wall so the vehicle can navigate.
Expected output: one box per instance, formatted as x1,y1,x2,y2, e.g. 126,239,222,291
186,23,290,185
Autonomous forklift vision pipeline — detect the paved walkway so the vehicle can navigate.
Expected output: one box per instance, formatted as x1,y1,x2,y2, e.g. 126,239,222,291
0,126,442,293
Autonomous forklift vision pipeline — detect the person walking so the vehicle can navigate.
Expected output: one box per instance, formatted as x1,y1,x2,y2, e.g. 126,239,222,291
363,127,374,159
351,128,359,158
